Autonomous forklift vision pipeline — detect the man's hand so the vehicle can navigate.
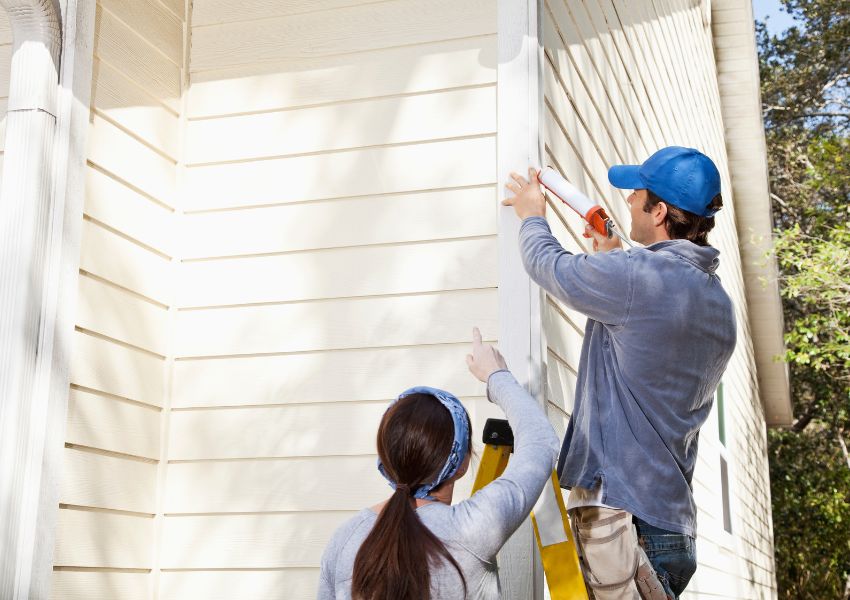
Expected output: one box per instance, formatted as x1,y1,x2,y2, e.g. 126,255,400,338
466,327,508,383
502,167,546,220
583,223,622,253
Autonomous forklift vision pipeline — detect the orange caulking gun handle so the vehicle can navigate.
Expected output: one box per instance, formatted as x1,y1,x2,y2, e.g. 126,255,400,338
584,206,610,238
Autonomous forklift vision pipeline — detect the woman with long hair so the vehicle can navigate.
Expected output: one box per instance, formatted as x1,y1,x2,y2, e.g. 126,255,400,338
318,327,559,599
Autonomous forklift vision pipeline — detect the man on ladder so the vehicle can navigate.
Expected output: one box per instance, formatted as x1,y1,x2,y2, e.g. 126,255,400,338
502,148,738,599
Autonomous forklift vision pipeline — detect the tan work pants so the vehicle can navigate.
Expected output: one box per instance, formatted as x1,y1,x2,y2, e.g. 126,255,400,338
570,507,669,600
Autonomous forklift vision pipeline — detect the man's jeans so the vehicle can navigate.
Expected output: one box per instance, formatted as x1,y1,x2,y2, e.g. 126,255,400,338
633,517,697,599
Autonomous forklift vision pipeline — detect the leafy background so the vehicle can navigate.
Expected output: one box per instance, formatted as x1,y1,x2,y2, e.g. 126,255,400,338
756,1,850,597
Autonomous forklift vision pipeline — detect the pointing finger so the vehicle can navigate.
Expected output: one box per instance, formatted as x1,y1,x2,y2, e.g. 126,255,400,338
472,326,482,347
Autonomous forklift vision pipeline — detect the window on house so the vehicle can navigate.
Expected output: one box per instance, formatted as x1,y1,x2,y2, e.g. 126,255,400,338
716,382,732,534
716,381,726,446
720,455,732,533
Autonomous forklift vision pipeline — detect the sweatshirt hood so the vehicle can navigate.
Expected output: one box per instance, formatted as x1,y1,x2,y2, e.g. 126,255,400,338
646,239,720,274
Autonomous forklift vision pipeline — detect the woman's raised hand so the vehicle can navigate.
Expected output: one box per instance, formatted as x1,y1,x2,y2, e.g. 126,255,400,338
465,327,508,383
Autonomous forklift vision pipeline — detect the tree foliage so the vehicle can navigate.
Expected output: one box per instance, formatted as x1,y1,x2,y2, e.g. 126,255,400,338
758,1,850,598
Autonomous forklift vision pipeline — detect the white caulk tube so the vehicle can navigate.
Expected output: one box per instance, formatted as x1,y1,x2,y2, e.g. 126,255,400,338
538,168,597,216
537,167,609,236
537,167,633,247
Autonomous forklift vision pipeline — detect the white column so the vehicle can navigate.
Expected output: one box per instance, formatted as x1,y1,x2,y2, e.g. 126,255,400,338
497,0,545,599
0,0,94,598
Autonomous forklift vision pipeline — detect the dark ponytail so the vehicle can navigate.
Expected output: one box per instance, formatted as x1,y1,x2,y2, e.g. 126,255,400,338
352,394,469,600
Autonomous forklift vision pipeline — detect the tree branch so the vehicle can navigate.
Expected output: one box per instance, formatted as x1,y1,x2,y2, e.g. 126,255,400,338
838,428,850,473
792,408,818,432
790,112,850,120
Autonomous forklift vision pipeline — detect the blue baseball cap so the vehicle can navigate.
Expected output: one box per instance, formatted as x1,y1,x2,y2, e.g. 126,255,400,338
608,146,721,217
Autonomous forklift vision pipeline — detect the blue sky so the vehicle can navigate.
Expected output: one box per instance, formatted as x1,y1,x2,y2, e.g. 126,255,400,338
752,0,798,34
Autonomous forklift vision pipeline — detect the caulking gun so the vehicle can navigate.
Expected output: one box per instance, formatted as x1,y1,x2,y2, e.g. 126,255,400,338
537,167,633,248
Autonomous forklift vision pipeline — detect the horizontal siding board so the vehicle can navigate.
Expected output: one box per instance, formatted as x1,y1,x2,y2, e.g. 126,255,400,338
187,86,496,164
61,447,157,513
0,99,9,149
543,302,583,372
0,98,6,148
159,511,355,568
84,165,174,257
567,0,659,154
0,11,9,44
76,274,169,355
79,219,172,305
546,352,577,421
91,59,180,159
165,455,387,513
193,0,380,26
65,389,160,459
177,236,498,307
0,45,10,96
93,5,181,110
582,0,668,149
157,0,185,20
160,569,317,600
542,61,629,228
174,288,498,357
51,572,151,600
168,402,387,460
190,0,496,72
544,0,636,166
179,187,497,259
87,114,176,209
541,106,628,223
185,136,496,211
171,343,487,408
99,0,183,65
170,395,483,461
53,508,154,568
67,387,161,460
188,35,497,118
70,331,164,407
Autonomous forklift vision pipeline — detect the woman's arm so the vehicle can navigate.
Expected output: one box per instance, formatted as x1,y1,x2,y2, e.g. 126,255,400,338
455,331,559,560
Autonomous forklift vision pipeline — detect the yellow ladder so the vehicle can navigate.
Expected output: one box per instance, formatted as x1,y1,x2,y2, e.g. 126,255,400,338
472,418,589,600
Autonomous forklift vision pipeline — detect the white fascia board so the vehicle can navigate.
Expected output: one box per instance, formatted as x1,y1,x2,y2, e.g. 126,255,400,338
711,0,793,426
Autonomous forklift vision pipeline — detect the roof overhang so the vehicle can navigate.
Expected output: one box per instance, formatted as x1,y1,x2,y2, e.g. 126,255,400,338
711,0,793,427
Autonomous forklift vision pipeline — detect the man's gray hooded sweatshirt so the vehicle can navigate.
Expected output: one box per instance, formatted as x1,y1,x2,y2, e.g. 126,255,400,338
520,216,736,537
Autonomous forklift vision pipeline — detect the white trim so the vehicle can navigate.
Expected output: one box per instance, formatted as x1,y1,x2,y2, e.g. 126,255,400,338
497,1,545,598
711,0,792,426
0,0,95,598
28,1,95,598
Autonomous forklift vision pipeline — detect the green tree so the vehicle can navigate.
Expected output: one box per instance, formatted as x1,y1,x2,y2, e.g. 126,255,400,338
757,1,850,598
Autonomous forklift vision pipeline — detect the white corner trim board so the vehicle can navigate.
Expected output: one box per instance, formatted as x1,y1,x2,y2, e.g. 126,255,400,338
497,0,545,599
0,1,95,599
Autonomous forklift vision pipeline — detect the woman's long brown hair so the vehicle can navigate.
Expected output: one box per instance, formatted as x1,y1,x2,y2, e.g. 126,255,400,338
351,393,469,600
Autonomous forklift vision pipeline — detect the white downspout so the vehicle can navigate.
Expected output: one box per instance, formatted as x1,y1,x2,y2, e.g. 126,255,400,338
0,1,62,599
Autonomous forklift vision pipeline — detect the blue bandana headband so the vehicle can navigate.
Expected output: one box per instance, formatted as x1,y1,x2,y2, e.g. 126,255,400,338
377,386,471,500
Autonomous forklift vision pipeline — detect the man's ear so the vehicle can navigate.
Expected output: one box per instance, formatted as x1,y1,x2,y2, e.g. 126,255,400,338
653,201,668,227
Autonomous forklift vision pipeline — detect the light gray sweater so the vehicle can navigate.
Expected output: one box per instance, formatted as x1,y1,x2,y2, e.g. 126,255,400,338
317,370,559,599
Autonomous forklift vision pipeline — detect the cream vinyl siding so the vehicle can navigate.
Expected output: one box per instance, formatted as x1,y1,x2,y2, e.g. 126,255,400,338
52,0,184,598
0,10,9,177
541,1,776,598
158,2,499,598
